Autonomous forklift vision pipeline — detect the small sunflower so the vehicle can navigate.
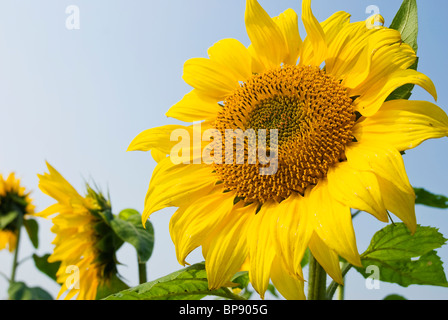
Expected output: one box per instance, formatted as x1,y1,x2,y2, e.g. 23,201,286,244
37,162,122,300
129,0,448,299
0,173,35,252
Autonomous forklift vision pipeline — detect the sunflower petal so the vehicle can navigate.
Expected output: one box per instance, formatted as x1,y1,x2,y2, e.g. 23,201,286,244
274,193,312,278
142,158,216,222
354,69,437,117
169,188,237,266
307,182,361,267
182,57,240,100
166,89,221,122
300,0,327,66
245,0,287,69
207,38,253,81
273,8,302,65
203,203,256,289
354,99,448,152
308,232,343,284
345,142,416,232
327,161,388,222
247,201,278,299
270,255,306,300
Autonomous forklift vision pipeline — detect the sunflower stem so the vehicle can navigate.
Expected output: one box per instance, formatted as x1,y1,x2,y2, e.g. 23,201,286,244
138,259,147,284
307,254,327,300
10,207,23,284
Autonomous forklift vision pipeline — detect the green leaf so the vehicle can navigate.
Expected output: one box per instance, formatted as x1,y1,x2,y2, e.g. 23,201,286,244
386,0,419,102
8,282,53,300
23,218,39,249
103,262,245,300
0,210,18,229
32,253,61,282
384,294,407,300
110,209,154,263
362,224,447,261
389,0,418,52
355,223,448,287
414,187,448,209
358,250,448,288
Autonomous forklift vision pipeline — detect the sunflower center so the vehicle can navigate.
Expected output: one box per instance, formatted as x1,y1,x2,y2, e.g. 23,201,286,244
213,65,356,204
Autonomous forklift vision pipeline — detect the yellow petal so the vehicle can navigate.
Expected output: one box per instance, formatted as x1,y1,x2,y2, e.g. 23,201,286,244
345,141,416,232
342,28,402,89
166,89,221,122
247,201,278,299
273,8,302,65
353,68,437,117
354,99,448,151
203,202,257,290
182,57,240,100
207,38,253,81
245,0,287,69
377,175,417,234
169,188,237,266
38,162,86,208
320,11,351,47
300,0,327,67
273,193,312,278
345,141,414,195
142,158,216,222
307,182,361,267
308,232,343,284
327,161,388,222
127,124,188,153
352,41,416,94
270,255,306,300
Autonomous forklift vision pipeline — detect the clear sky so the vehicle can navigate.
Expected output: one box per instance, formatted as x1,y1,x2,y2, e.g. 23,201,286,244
1,0,448,300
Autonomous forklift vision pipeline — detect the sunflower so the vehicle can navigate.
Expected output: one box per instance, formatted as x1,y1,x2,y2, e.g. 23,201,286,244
0,173,35,252
128,0,448,299
37,162,122,300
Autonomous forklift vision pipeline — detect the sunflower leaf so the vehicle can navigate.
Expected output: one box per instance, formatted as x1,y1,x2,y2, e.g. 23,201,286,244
389,0,418,52
109,208,154,263
386,0,419,102
355,223,448,287
103,262,245,300
414,187,448,209
23,218,39,249
8,281,53,300
32,253,61,282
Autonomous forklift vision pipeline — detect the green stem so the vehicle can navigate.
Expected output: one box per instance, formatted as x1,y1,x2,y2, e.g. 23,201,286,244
138,259,147,284
326,263,352,300
10,209,23,284
307,254,327,300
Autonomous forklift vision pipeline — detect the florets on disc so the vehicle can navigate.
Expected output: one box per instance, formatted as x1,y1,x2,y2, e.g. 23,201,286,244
213,65,356,204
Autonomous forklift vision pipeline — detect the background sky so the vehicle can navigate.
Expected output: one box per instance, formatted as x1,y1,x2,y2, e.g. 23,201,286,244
1,0,448,300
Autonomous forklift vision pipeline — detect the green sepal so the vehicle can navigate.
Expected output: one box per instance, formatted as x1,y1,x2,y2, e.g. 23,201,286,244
0,210,18,229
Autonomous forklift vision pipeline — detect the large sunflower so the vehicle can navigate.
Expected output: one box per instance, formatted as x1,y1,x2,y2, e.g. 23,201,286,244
0,173,35,252
128,0,448,299
37,163,122,300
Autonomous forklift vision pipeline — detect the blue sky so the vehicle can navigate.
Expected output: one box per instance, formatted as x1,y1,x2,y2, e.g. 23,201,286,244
1,0,448,300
